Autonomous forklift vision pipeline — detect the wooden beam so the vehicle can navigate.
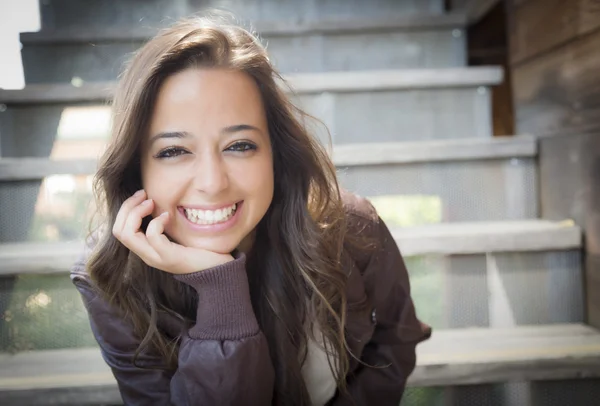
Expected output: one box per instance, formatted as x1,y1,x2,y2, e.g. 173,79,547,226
2,324,600,404
0,158,98,180
512,28,600,137
0,136,536,181
0,220,581,275
462,0,502,24
0,67,504,104
0,82,114,104
509,0,600,66
283,67,504,94
410,323,600,386
19,13,468,44
333,135,536,166
393,220,582,256
0,241,84,275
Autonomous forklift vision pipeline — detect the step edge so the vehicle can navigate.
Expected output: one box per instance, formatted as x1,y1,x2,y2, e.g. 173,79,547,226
0,136,537,181
0,221,582,275
2,323,600,390
20,13,468,44
0,67,504,104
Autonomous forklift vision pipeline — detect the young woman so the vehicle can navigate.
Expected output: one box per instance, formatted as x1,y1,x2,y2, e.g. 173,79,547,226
71,15,430,406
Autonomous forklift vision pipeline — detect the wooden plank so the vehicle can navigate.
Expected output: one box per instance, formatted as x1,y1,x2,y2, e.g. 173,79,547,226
1,385,122,406
0,241,84,275
0,158,98,180
0,220,581,275
19,13,468,44
410,324,600,386
510,0,580,65
0,82,114,104
0,348,115,391
537,134,600,329
333,136,536,166
579,0,600,36
284,67,504,93
0,67,504,104
512,29,600,136
393,220,582,256
510,0,600,65
0,136,537,181
1,324,600,403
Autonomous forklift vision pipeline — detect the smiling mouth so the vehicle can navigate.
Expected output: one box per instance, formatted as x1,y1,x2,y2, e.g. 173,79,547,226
182,202,239,225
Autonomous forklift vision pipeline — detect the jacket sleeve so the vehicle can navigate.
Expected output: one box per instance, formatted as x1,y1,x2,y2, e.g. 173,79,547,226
72,253,275,406
331,215,431,406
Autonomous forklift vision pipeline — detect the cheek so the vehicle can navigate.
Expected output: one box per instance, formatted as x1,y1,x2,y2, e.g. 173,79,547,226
142,165,187,213
233,157,274,194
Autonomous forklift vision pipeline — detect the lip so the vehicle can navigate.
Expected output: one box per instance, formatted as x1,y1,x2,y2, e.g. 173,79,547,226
178,201,243,232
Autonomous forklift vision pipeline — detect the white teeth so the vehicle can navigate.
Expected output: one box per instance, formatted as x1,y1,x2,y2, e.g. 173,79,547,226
184,203,238,225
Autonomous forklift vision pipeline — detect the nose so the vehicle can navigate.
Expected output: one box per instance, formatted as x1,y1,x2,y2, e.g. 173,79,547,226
192,153,229,195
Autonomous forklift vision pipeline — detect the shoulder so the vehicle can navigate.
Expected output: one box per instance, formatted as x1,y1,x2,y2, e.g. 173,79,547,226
341,189,379,224
340,190,383,269
69,231,103,289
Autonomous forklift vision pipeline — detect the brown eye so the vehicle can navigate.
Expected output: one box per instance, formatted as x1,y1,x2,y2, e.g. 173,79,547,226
154,147,189,159
226,142,257,152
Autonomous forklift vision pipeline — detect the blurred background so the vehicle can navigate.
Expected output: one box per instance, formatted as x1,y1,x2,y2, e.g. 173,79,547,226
1,0,600,405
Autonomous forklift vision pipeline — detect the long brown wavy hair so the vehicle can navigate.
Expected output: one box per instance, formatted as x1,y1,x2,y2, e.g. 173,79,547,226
87,15,350,405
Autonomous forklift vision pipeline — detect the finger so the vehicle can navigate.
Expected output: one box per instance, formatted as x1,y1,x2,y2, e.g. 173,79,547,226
113,189,146,237
121,198,154,242
146,212,175,261
119,231,162,266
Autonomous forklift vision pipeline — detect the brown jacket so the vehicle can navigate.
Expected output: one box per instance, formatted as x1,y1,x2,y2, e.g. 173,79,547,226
71,193,431,405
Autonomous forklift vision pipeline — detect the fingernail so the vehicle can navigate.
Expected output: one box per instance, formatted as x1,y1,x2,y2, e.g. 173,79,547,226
142,199,152,205
134,189,144,197
160,212,169,217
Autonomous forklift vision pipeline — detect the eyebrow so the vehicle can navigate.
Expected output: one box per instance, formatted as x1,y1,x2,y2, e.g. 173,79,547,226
148,131,190,145
149,125,262,146
221,124,262,135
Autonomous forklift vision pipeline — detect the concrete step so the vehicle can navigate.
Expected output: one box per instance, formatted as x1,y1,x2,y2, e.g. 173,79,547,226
33,0,445,33
1,324,599,405
0,67,503,145
0,136,537,222
19,14,467,82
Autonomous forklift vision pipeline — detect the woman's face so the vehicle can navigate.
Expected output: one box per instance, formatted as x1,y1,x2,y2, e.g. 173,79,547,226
141,68,274,254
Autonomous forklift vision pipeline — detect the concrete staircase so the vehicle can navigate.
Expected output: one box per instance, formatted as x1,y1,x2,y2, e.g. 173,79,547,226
1,0,600,405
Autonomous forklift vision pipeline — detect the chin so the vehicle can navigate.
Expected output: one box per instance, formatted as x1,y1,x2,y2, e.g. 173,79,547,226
185,236,240,255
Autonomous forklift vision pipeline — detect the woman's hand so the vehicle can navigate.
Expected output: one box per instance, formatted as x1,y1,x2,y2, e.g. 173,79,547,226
112,190,234,274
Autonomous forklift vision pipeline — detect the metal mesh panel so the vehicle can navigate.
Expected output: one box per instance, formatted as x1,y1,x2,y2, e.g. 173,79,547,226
39,0,443,29
0,176,95,243
295,87,492,143
24,30,464,83
0,274,95,352
448,384,505,406
445,255,489,328
490,251,584,326
266,29,464,73
23,42,140,84
404,256,447,329
401,387,446,406
405,251,583,330
339,158,538,225
0,181,40,243
403,381,600,406
530,379,600,406
0,104,109,158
